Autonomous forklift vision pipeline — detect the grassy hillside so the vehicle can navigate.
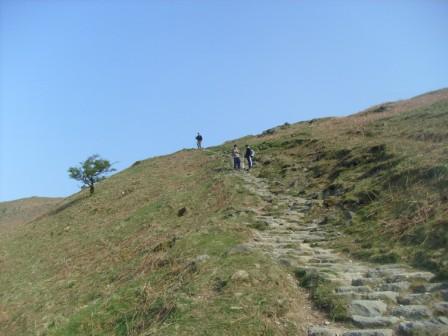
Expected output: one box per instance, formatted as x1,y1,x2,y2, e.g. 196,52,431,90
1,88,447,335
227,88,448,279
0,150,322,335
0,197,62,229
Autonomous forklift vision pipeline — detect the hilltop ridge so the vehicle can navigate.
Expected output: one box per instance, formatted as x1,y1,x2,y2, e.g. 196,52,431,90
0,197,62,229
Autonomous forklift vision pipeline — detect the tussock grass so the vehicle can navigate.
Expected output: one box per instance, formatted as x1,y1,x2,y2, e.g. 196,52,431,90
236,90,448,278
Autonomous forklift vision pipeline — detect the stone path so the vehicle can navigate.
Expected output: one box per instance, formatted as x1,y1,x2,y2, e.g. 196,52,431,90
238,171,448,336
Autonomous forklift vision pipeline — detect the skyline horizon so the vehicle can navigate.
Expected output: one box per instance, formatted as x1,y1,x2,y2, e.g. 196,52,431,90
2,86,447,202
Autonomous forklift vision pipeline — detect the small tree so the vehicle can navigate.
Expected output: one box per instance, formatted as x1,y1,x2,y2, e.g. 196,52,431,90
68,154,115,195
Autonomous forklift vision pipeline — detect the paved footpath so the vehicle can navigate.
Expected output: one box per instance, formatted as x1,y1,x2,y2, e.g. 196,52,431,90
238,171,448,336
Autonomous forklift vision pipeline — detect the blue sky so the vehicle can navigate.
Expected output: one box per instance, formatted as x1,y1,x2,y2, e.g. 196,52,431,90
1,1,447,201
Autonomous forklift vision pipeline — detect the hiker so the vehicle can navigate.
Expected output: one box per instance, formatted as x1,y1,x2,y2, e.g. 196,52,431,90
244,145,254,170
232,144,241,170
195,132,203,149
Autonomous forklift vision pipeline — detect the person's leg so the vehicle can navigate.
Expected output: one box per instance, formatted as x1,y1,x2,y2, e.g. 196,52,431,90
233,158,237,169
237,158,241,169
248,157,253,169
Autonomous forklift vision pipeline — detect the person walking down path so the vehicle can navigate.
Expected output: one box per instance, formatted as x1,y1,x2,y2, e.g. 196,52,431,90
195,132,203,149
232,144,241,170
244,145,254,170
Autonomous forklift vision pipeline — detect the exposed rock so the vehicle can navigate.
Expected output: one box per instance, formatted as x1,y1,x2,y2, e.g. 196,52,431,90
413,282,448,293
341,329,393,336
231,270,250,282
194,254,210,263
379,282,410,292
397,293,432,305
336,286,372,293
361,291,399,303
433,302,448,315
351,315,399,328
385,272,434,283
238,169,448,336
391,305,432,319
352,278,379,287
398,319,448,336
308,326,340,336
441,289,448,301
350,300,387,317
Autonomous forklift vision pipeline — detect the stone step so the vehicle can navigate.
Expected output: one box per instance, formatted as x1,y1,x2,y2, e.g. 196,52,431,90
352,278,382,287
351,315,399,328
336,286,372,294
433,301,448,315
360,291,399,303
397,293,433,305
391,305,432,320
384,271,434,283
341,330,393,336
378,281,410,292
398,317,448,336
243,174,447,336
349,300,388,318
307,326,341,336
412,282,448,293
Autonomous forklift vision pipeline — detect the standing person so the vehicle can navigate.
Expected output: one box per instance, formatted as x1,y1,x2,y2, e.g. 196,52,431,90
232,144,241,170
195,132,203,149
244,145,254,170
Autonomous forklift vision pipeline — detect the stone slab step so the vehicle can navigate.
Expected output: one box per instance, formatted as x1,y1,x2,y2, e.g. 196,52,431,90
351,315,400,328
433,301,448,315
397,293,433,305
336,286,372,294
350,300,387,318
360,291,399,303
398,317,448,336
341,330,393,336
307,326,340,336
391,305,432,320
378,281,410,292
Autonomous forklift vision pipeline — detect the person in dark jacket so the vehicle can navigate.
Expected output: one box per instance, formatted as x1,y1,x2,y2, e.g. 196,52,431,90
244,145,254,170
195,132,203,149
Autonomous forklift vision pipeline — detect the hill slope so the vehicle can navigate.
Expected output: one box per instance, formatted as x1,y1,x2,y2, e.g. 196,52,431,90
1,88,448,335
237,88,448,279
0,151,323,335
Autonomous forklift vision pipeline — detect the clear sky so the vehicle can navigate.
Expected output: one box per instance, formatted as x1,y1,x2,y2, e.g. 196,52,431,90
1,1,447,201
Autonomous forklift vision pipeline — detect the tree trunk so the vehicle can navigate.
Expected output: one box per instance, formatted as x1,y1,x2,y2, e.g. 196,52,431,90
89,184,95,195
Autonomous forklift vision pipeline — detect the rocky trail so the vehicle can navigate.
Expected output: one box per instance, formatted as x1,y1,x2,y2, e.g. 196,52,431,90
238,171,448,336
